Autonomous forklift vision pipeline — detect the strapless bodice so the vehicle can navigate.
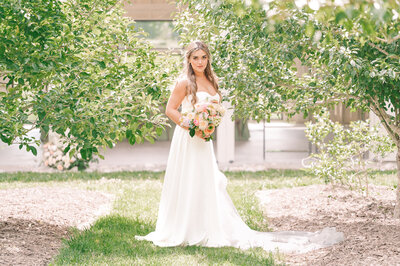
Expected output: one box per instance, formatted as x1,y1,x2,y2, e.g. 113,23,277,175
181,91,220,112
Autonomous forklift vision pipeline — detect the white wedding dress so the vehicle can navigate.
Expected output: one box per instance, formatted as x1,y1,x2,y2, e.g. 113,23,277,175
135,91,344,253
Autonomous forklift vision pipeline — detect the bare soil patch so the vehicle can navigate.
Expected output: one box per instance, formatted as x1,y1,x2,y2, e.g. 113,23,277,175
0,186,114,266
0,218,70,266
257,184,400,265
1,183,399,265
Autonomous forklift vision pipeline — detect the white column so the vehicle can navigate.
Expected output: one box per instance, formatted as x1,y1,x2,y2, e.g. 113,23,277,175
217,101,235,164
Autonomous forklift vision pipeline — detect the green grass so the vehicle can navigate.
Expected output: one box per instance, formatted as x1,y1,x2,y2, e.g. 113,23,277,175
54,215,277,265
0,171,164,183
0,170,396,265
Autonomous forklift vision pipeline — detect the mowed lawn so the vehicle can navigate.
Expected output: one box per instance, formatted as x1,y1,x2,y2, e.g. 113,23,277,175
0,170,396,265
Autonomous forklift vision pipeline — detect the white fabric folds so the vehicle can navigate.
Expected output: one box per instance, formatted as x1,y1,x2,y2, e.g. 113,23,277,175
135,92,344,254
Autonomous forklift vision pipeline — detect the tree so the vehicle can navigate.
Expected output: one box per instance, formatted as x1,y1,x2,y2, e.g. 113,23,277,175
175,0,400,217
0,0,174,161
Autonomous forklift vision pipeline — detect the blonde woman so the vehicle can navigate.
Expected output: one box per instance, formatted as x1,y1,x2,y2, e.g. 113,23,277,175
136,41,344,253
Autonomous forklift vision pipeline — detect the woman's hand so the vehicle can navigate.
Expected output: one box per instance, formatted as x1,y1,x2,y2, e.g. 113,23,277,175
195,130,210,140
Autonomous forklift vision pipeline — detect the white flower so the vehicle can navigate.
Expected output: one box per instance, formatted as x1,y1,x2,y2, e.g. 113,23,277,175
199,120,208,131
186,112,196,120
217,105,226,116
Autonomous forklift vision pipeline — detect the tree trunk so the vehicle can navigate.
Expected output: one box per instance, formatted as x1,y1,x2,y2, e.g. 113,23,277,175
394,148,400,218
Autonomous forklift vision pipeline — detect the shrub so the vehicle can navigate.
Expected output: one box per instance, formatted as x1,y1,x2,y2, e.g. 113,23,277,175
303,109,395,195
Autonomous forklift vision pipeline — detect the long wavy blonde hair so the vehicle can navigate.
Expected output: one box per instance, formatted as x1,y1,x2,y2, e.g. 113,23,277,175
184,41,221,105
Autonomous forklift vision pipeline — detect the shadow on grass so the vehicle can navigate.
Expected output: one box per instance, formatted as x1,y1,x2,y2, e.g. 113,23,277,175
53,215,277,265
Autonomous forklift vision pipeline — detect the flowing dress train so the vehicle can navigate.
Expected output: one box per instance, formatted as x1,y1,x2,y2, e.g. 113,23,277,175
135,92,344,253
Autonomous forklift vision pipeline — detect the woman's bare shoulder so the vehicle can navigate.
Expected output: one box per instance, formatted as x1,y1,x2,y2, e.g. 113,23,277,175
176,77,189,87
173,78,189,94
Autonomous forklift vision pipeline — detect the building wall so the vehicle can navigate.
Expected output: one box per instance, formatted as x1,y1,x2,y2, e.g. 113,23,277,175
123,0,177,20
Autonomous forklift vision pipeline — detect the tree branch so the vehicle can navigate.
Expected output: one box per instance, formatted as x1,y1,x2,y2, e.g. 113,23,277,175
368,95,400,144
368,42,400,60
376,34,400,44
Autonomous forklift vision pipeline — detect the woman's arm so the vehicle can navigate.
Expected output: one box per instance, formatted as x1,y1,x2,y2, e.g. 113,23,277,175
165,80,207,139
165,79,188,129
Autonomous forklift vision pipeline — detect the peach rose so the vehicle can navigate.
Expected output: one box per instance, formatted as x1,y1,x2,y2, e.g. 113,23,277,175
195,104,208,113
204,124,215,135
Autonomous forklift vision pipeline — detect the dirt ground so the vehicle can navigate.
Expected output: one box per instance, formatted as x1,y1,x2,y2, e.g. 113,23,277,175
0,186,114,266
256,184,400,265
1,184,399,265
0,218,70,266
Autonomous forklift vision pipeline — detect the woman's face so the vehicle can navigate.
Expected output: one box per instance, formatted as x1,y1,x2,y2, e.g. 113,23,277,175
189,49,208,74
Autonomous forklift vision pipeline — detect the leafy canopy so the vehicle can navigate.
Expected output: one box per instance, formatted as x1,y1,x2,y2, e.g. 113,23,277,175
0,0,175,159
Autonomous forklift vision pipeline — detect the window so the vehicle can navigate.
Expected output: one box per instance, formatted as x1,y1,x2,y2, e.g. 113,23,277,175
135,21,179,49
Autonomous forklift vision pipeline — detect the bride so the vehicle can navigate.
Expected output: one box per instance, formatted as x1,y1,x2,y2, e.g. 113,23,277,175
135,41,344,253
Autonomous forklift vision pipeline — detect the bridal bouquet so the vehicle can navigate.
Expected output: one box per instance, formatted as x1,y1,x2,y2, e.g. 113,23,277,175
179,99,226,141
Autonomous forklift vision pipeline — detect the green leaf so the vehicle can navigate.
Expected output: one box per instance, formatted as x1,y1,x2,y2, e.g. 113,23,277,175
189,128,195,137
80,149,87,160
106,140,113,148
38,111,46,121
63,145,71,154
126,129,133,139
145,136,154,144
98,61,106,69
30,146,37,156
335,11,347,24
305,22,315,38
128,134,136,145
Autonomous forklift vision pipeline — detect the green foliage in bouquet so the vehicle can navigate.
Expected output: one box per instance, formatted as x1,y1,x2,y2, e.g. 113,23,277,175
189,128,196,138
